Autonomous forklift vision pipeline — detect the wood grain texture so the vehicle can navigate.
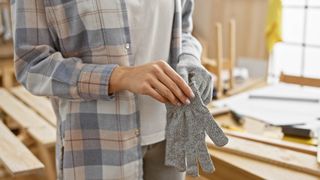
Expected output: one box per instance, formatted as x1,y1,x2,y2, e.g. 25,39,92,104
224,129,317,155
228,19,236,89
193,0,268,61
10,86,56,127
0,88,56,146
280,73,320,88
207,136,320,176
0,120,44,175
207,148,319,180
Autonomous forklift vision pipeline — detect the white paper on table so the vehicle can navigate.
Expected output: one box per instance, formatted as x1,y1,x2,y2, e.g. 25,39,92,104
213,83,320,126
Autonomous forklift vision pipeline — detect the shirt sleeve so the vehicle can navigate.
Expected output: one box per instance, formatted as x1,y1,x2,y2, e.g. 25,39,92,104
179,0,202,62
11,0,118,101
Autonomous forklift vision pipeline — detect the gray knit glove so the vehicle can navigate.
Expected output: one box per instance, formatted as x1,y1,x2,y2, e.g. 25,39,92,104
185,81,228,176
165,104,187,171
176,54,213,105
165,80,228,176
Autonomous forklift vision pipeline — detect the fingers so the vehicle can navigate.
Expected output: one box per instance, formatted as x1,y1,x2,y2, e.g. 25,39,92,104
146,86,168,104
126,60,197,105
160,62,195,99
150,80,180,105
156,69,191,105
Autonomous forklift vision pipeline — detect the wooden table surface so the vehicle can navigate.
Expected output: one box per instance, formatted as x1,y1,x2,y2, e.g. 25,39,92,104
201,113,319,180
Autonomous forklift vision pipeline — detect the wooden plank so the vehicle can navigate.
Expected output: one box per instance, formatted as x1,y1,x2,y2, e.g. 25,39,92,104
224,129,317,155
0,88,56,146
10,86,56,127
0,166,7,178
280,73,320,88
216,23,224,97
0,42,13,59
0,59,14,88
38,145,56,180
0,120,44,175
225,78,266,96
228,19,236,90
207,136,320,176
2,66,14,88
317,129,320,164
209,106,231,117
207,148,319,180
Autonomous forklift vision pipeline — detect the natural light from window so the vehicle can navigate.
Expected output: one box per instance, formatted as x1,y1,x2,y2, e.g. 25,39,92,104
272,0,320,79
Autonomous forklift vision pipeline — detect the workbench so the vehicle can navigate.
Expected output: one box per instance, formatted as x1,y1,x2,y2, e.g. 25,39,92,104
201,107,319,180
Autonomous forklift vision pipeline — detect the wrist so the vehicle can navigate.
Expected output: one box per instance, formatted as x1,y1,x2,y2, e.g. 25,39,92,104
109,66,130,93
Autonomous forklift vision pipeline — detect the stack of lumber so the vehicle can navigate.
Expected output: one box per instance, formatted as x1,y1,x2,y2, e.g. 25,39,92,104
0,86,57,180
203,107,320,179
0,41,15,88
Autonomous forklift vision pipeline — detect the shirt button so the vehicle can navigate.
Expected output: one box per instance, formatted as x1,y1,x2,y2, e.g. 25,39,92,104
125,43,130,49
135,129,140,136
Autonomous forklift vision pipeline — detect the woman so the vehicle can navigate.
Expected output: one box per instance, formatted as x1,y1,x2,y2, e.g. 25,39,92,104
11,0,212,179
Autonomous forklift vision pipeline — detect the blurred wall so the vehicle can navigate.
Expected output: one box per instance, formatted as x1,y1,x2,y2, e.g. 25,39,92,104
193,0,269,61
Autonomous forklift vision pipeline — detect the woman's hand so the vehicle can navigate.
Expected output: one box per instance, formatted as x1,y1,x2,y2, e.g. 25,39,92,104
109,60,194,106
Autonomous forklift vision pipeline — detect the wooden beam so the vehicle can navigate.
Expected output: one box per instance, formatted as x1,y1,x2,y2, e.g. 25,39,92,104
10,86,56,127
0,120,44,175
223,129,317,155
226,78,266,96
228,19,236,90
216,23,224,96
0,88,56,146
280,72,320,88
206,148,319,179
207,136,320,176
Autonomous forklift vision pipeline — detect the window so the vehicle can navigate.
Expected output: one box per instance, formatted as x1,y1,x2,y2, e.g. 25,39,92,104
271,0,320,79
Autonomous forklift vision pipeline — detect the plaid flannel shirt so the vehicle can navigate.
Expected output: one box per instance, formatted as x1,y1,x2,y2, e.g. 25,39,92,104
11,0,201,179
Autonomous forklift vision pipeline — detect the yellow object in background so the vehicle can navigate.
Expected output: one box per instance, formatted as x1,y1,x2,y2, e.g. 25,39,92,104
283,136,317,146
222,124,245,133
265,0,283,52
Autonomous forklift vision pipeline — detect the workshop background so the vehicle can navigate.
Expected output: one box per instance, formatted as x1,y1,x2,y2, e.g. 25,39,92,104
0,0,319,179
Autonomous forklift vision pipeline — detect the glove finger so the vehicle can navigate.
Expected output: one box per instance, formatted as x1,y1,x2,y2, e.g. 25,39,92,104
165,112,182,167
173,114,187,171
192,73,213,105
165,139,186,171
197,140,215,173
186,148,199,177
165,138,177,167
185,110,199,177
173,143,186,172
201,83,212,105
188,82,228,146
204,79,214,104
165,127,178,167
204,116,229,147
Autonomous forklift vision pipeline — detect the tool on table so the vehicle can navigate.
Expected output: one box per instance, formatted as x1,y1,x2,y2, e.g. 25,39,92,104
249,94,320,103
